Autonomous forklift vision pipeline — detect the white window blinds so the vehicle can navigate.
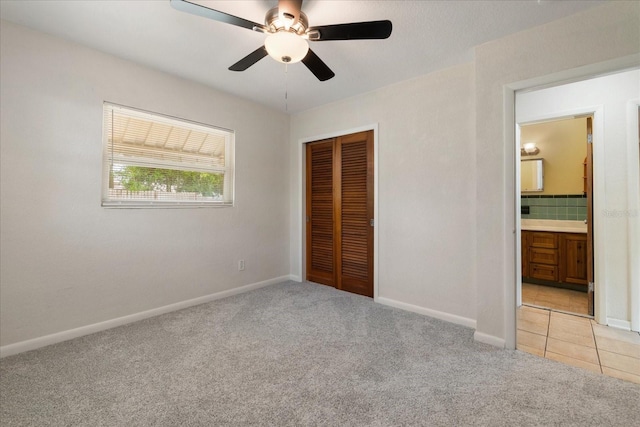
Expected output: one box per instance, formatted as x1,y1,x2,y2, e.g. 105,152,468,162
102,103,234,207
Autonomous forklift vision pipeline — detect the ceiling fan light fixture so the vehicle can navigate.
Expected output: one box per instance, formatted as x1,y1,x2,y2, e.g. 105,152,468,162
265,31,309,64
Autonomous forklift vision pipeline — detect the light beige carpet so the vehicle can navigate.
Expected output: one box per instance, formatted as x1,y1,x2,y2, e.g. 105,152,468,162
1,281,638,426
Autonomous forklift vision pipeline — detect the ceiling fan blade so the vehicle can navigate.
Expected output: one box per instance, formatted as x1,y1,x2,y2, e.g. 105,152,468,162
170,0,265,32
302,49,335,81
229,46,269,71
278,0,303,26
307,20,392,41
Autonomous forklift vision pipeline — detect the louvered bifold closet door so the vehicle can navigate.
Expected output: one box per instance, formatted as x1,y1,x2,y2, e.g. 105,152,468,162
306,140,336,287
336,131,374,297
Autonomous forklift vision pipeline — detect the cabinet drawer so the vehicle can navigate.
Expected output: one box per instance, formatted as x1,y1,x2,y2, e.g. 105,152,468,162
530,263,558,281
530,232,558,249
530,247,558,265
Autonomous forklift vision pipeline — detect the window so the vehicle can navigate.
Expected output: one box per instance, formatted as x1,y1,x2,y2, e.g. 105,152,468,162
102,103,234,207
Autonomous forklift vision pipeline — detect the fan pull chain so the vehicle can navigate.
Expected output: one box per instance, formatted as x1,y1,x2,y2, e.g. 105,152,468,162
284,64,289,112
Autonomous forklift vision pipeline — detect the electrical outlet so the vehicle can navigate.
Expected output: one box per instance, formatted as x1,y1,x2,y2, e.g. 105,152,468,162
238,260,245,271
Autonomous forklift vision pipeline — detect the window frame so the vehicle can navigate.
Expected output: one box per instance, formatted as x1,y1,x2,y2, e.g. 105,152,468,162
101,102,235,208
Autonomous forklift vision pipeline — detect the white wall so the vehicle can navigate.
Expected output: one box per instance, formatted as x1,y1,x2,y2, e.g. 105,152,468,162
516,69,640,330
0,21,290,348
474,1,640,346
289,63,477,326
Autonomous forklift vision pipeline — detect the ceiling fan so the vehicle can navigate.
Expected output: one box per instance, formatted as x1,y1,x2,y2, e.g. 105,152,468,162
170,0,393,81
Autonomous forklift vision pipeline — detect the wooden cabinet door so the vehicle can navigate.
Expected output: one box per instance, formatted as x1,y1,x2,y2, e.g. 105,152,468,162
306,140,335,287
560,233,588,285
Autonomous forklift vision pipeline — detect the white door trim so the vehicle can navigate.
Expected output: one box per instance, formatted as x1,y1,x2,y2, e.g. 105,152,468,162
626,99,640,332
500,55,639,349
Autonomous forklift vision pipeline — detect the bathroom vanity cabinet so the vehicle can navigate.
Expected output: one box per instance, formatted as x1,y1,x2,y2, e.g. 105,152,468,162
522,230,588,287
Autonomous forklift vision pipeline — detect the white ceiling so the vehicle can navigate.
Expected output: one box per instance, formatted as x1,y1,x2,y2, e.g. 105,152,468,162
1,0,605,114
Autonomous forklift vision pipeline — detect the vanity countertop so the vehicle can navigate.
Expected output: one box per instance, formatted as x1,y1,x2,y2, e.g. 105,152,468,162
521,219,587,234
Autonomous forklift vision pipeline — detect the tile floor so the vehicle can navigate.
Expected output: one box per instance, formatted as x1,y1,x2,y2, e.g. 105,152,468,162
522,282,588,315
517,305,640,384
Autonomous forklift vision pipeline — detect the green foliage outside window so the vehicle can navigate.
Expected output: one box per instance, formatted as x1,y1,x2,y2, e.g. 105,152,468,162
114,166,224,197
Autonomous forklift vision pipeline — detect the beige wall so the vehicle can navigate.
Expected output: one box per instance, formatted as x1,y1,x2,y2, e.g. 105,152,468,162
0,21,291,347
289,63,477,325
290,2,640,347
521,118,587,195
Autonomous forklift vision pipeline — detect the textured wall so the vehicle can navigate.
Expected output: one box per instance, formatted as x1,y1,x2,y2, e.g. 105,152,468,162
0,21,291,346
475,1,640,344
520,118,587,195
290,63,477,324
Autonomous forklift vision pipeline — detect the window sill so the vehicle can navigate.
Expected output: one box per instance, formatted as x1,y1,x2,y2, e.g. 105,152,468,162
101,201,234,209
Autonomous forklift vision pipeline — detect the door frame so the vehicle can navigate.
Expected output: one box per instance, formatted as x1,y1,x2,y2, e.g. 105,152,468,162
515,110,602,319
627,99,640,332
297,124,379,299
504,57,639,349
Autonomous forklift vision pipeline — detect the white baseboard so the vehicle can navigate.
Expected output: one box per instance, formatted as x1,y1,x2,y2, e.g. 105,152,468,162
606,317,632,331
289,275,302,282
0,275,293,358
473,331,506,348
375,296,477,329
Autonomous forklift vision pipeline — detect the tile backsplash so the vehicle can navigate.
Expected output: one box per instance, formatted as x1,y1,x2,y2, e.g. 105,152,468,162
521,194,587,221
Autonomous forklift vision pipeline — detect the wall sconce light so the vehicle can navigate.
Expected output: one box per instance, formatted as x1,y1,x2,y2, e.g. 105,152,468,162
521,142,540,156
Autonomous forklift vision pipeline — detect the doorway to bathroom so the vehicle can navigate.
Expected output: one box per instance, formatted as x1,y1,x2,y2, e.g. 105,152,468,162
510,66,639,378
518,116,594,317
513,68,640,336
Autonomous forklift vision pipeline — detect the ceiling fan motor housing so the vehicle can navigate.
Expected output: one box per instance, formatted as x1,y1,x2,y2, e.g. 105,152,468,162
265,7,308,34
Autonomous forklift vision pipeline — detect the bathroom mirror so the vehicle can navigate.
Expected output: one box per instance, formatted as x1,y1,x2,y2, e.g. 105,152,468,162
521,158,544,192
